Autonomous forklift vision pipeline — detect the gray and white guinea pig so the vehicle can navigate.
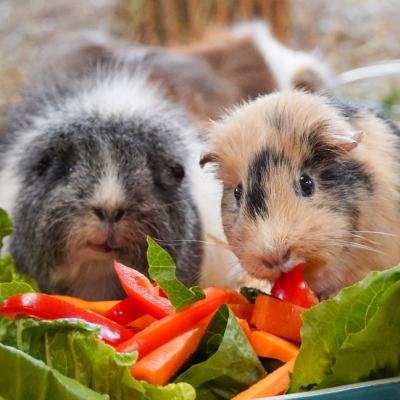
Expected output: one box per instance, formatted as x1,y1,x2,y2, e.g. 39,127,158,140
0,21,335,300
0,26,235,300
201,91,400,300
0,65,206,300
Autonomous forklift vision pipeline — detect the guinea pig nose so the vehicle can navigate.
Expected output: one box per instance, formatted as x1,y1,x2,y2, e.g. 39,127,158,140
112,208,125,222
261,249,291,269
92,207,125,222
261,258,274,269
93,207,106,221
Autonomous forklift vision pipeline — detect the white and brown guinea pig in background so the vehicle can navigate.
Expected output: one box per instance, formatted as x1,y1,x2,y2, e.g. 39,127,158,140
201,91,400,300
0,21,334,300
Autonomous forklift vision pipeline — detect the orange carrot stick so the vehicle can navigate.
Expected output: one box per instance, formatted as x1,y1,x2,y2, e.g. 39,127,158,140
117,286,228,358
231,357,296,399
237,318,252,340
226,290,251,304
251,295,305,342
249,330,299,362
229,303,255,324
130,319,208,385
126,314,157,331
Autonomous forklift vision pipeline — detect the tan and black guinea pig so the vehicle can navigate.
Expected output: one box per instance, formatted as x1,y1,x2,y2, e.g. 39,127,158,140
201,91,400,300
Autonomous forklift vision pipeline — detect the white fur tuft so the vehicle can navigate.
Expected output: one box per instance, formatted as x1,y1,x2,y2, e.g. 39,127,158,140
92,154,125,209
232,20,334,91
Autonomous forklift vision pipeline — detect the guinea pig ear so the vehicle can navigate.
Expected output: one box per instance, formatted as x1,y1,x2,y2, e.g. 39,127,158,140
332,131,365,152
200,152,219,168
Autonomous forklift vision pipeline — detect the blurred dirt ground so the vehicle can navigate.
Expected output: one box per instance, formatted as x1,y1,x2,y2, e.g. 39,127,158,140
1,0,400,121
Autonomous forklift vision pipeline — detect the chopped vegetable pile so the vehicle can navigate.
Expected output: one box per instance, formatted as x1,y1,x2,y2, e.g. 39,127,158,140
0,208,400,399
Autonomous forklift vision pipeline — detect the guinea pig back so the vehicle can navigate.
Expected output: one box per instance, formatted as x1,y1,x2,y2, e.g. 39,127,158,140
202,91,400,299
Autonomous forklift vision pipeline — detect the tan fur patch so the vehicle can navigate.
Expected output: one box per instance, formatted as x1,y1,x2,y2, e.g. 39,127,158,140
160,32,279,124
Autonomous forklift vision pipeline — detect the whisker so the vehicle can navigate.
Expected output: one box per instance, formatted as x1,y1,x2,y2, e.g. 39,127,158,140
349,233,382,246
206,233,231,250
158,191,222,209
153,238,242,251
347,242,386,255
352,230,397,237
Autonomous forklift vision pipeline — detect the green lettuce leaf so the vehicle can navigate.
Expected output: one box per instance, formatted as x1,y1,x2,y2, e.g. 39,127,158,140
0,255,40,290
0,254,16,283
147,237,205,310
0,281,36,303
316,280,400,389
0,208,39,291
174,304,266,399
140,381,196,400
287,263,400,393
0,208,13,251
239,286,270,303
0,342,108,400
0,317,196,400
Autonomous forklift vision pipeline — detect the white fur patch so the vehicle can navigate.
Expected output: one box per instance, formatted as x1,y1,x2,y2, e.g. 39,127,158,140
76,70,173,121
232,20,333,91
92,154,125,208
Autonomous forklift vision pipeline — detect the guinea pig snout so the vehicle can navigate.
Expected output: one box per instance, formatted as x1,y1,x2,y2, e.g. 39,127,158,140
92,206,125,223
261,248,291,269
86,228,120,253
86,206,127,253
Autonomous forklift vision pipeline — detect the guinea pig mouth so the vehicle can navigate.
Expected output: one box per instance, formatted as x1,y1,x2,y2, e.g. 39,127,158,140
254,266,282,283
87,242,120,253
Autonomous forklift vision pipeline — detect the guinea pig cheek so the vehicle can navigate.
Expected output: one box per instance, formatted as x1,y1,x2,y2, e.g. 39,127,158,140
269,198,351,287
236,197,349,284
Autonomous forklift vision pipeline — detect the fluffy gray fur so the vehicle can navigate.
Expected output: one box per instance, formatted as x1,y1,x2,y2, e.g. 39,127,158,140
0,65,203,300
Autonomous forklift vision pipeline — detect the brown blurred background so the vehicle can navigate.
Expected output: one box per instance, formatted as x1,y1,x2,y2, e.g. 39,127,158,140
1,0,400,121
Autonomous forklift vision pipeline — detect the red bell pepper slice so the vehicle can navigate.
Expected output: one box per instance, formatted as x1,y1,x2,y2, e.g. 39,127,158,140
270,264,311,308
104,297,147,326
114,261,174,319
152,282,168,299
0,293,134,346
50,295,119,316
116,286,229,359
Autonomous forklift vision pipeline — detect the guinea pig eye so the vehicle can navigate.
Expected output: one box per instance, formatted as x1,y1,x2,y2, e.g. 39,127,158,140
170,163,185,182
299,174,314,197
234,183,243,206
36,153,53,176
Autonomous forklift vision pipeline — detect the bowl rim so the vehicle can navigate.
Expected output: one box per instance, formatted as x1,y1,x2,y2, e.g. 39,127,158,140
256,376,400,399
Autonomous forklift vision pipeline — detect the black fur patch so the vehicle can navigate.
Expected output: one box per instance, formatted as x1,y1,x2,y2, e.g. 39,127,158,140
328,98,400,143
327,98,361,120
303,141,373,230
245,148,287,220
375,111,400,141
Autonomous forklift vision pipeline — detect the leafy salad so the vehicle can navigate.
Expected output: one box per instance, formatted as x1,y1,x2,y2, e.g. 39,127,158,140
0,207,400,399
